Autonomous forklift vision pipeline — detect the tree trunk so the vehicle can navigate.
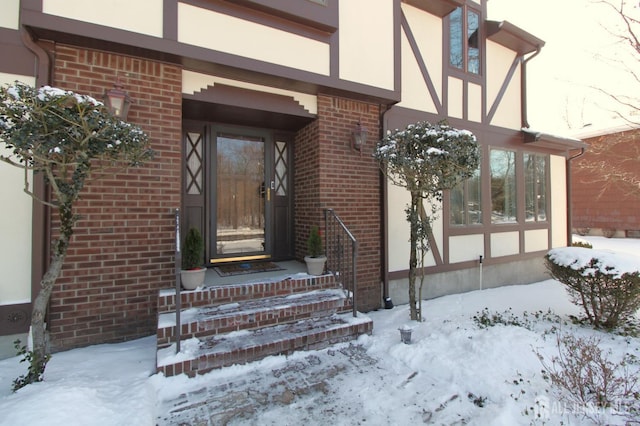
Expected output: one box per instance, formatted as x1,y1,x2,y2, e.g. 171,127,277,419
31,201,73,368
408,191,420,320
31,249,66,363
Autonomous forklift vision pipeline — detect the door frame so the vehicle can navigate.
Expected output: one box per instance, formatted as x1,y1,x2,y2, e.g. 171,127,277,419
181,120,295,266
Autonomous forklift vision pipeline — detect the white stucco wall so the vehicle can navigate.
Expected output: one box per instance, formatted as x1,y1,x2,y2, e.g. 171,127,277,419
178,3,330,76
525,228,549,252
0,0,20,30
397,4,441,112
486,41,521,129
550,154,568,248
490,231,519,257
43,0,163,37
339,0,394,90
386,183,441,272
468,82,482,123
448,77,464,119
449,234,484,263
0,74,35,305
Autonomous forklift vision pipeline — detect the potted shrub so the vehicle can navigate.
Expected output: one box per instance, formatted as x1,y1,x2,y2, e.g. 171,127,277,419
180,227,206,290
304,226,327,276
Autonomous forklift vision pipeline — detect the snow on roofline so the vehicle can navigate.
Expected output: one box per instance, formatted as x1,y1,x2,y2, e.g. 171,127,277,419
522,128,586,151
570,122,640,140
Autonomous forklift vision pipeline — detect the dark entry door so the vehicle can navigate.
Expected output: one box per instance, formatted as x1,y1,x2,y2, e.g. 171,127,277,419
182,123,293,264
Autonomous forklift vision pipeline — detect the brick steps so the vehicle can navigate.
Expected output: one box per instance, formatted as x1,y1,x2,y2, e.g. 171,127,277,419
156,288,349,348
156,312,373,377
157,274,338,313
155,273,373,378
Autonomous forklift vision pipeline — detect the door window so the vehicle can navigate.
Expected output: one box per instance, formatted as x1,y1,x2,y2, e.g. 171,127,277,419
215,134,265,255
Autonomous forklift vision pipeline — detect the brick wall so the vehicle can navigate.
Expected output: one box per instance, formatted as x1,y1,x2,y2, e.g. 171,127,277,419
572,129,640,235
294,95,382,311
47,45,182,350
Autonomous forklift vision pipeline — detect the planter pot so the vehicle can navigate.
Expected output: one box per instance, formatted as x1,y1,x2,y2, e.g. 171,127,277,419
304,255,327,276
399,327,412,344
180,268,206,290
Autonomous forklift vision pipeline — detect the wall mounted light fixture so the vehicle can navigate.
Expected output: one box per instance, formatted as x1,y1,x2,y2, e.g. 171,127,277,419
352,122,368,154
103,79,132,120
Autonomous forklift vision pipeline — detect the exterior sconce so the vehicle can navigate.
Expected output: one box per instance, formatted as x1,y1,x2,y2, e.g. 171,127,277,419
103,80,132,119
352,122,368,154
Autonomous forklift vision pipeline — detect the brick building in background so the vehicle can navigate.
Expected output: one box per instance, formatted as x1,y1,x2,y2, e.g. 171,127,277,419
572,126,640,238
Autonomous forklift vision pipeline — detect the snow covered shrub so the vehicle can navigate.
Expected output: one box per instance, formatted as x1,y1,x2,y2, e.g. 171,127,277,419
571,240,593,249
473,308,563,332
545,247,640,329
575,227,591,236
473,308,525,329
536,334,640,423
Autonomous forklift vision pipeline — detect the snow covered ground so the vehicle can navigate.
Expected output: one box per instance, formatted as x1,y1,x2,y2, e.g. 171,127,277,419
0,236,638,425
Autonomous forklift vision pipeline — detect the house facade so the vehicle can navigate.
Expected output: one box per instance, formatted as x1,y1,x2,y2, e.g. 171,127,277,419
0,0,584,354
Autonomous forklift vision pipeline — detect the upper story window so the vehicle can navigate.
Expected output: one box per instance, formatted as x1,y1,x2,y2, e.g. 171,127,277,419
449,5,481,75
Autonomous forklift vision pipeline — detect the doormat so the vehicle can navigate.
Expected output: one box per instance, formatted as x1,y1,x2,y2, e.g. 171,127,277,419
214,261,284,277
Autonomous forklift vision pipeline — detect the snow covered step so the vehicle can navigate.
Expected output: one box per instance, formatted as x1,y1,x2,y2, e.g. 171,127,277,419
157,274,337,314
157,289,350,348
157,312,373,377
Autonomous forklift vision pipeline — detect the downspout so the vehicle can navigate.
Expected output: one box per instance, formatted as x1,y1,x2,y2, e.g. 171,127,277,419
379,102,396,308
566,148,586,246
20,25,52,328
521,47,542,129
20,28,51,87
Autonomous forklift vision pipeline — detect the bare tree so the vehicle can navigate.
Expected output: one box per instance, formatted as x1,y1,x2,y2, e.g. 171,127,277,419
576,1,640,198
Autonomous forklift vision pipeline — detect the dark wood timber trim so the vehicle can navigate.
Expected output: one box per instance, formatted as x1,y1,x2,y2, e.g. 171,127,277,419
403,0,464,17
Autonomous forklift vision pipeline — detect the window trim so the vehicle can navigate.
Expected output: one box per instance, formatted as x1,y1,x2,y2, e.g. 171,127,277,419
524,152,549,223
490,148,518,225
449,153,482,227
446,3,483,78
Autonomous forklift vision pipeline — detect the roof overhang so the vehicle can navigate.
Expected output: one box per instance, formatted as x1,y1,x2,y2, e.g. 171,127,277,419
403,0,464,17
486,20,545,55
522,129,587,151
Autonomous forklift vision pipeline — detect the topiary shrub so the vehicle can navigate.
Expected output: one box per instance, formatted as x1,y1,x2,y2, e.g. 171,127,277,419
307,226,323,257
182,227,204,270
545,247,640,329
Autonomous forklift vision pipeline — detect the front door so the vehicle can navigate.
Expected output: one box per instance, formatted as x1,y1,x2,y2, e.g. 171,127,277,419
182,122,293,265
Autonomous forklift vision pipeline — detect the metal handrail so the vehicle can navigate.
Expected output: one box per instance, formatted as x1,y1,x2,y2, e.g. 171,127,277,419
324,209,358,317
174,208,181,353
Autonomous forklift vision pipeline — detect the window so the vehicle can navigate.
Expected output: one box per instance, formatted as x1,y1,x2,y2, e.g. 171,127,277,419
524,153,547,222
490,149,516,223
450,158,482,226
449,6,481,74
